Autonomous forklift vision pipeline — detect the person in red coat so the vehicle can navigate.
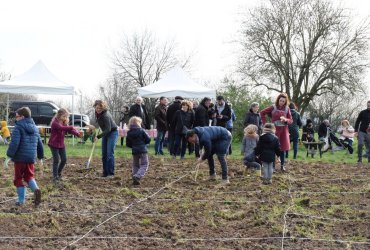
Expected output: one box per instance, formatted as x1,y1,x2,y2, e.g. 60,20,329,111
260,93,293,172
48,108,82,181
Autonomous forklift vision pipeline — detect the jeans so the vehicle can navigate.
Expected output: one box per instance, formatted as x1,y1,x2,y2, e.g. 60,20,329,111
280,151,285,167
132,153,149,178
154,130,166,154
358,131,370,163
49,146,67,179
287,133,299,159
174,134,187,157
208,154,228,180
101,130,119,176
262,161,274,180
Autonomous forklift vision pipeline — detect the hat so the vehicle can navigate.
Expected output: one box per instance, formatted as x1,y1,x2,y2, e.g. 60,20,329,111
216,95,224,101
175,96,184,100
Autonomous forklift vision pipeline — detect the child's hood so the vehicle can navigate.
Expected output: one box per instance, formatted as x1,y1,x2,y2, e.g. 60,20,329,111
260,132,277,143
0,121,7,127
16,118,38,135
128,125,143,138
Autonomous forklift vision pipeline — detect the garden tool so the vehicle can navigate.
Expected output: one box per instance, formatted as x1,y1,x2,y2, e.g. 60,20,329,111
86,128,100,169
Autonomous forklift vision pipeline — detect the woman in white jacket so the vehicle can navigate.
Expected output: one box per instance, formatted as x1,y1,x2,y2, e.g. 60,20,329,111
337,119,355,148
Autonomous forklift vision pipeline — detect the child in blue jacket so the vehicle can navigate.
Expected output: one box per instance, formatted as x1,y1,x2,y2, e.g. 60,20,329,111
6,107,44,206
126,116,151,185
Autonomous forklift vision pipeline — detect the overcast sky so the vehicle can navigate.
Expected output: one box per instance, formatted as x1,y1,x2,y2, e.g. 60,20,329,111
1,0,369,97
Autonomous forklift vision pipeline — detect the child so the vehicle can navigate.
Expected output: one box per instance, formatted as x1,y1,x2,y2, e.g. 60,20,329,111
82,125,96,144
0,120,11,144
48,108,82,182
255,123,281,184
241,124,261,176
126,116,151,185
6,107,44,206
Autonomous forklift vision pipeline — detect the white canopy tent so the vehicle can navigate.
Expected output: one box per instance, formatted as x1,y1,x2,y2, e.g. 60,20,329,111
138,66,216,99
0,60,80,126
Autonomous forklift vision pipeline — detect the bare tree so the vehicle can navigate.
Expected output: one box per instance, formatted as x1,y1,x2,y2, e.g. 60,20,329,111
239,0,370,114
98,72,137,123
109,30,190,123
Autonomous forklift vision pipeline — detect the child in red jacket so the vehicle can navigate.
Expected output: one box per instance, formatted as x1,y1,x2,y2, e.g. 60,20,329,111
48,108,82,182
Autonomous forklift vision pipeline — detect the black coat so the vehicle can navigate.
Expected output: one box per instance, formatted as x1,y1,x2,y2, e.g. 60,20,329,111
215,103,231,128
318,123,328,138
354,109,370,133
255,133,281,162
126,125,151,155
166,101,182,131
173,110,194,135
154,104,167,131
244,110,263,131
194,104,209,127
129,104,150,129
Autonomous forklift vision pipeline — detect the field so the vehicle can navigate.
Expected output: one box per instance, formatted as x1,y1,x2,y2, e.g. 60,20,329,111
0,153,369,249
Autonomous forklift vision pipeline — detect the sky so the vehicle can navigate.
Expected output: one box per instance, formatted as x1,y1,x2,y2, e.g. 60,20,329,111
1,0,370,99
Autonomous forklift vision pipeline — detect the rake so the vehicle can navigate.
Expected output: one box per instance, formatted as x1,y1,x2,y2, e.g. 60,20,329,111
193,163,201,181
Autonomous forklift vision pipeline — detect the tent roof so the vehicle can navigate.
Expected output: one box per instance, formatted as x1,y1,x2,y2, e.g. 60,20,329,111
0,60,79,95
138,66,215,99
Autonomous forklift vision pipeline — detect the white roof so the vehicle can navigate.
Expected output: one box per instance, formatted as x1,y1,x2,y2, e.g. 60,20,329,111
138,66,215,99
0,60,79,95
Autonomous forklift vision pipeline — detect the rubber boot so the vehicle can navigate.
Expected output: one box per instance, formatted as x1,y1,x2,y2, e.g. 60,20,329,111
255,169,261,177
16,186,26,205
28,178,39,192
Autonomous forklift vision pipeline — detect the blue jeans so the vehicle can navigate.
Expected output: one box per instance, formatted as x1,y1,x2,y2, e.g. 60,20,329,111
49,146,67,179
286,133,299,159
174,134,187,157
358,131,370,163
262,162,274,180
154,130,166,154
208,154,228,180
101,130,119,176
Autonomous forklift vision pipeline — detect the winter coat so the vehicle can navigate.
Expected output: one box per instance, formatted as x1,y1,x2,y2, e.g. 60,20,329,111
194,104,209,127
302,125,315,142
241,135,259,158
154,104,167,131
95,110,118,139
7,118,44,163
0,121,11,138
354,109,370,133
288,108,302,139
260,105,292,151
194,126,232,160
243,110,263,133
173,110,194,135
126,125,151,155
166,101,182,131
255,132,281,163
215,102,231,128
337,125,355,141
129,103,150,129
48,118,81,149
318,123,329,138
119,111,130,126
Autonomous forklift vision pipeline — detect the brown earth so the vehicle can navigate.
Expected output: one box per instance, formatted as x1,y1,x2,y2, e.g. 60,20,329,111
0,157,369,249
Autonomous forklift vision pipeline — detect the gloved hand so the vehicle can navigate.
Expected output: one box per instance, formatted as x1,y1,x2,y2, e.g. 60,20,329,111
4,157,11,169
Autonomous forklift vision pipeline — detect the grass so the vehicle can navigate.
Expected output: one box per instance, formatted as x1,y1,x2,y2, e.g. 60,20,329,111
0,136,362,164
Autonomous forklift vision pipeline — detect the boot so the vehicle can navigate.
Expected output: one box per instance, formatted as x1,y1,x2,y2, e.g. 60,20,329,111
16,186,26,205
255,169,261,177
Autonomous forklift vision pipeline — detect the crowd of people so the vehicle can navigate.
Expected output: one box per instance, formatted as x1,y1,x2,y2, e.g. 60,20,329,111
3,95,370,206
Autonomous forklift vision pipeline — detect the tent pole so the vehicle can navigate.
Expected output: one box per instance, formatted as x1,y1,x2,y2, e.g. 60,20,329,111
72,94,75,146
6,94,9,123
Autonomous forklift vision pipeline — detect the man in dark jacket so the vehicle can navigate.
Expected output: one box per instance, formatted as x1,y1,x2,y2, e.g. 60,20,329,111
154,97,168,155
166,96,183,156
287,103,302,159
193,97,211,157
215,96,231,128
186,126,232,184
129,96,150,129
354,101,370,165
7,107,44,206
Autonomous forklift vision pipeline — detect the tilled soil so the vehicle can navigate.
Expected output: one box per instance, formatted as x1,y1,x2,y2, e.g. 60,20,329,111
0,157,369,249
